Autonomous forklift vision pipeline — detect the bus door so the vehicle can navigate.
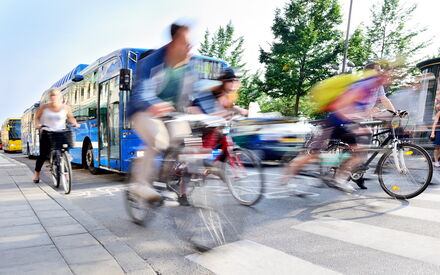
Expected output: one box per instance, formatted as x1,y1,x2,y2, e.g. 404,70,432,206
98,77,121,170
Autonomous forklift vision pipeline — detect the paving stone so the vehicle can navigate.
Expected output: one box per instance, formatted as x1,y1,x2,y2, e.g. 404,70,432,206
0,232,52,251
40,216,78,227
45,223,88,237
53,233,100,249
0,244,63,268
36,209,70,219
0,223,45,237
69,259,124,275
67,209,105,231
59,244,116,264
29,201,63,211
0,259,72,275
0,203,30,212
0,209,35,219
0,216,39,228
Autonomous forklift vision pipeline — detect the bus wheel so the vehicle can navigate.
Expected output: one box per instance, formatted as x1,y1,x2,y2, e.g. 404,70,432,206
85,143,99,175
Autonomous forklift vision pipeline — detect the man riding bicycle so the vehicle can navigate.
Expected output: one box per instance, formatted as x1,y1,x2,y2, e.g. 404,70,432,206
280,69,393,193
127,22,199,205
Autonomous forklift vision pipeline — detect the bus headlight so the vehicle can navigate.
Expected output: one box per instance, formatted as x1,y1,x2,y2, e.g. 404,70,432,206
136,151,144,158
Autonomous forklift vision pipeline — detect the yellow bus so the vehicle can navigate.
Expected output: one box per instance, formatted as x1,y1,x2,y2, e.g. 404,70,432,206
1,118,22,152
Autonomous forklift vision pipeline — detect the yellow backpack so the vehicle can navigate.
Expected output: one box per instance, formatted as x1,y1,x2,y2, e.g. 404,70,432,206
310,73,363,112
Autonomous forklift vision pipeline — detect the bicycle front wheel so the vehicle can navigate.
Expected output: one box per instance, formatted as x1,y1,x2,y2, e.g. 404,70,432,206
224,149,264,206
49,151,60,188
61,152,72,194
378,143,432,199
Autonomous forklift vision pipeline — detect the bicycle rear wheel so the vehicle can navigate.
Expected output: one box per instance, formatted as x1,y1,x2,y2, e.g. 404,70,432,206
61,152,72,194
49,151,60,188
223,149,264,206
378,143,432,199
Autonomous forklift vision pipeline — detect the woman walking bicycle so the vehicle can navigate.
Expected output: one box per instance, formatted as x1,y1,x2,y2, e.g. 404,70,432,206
33,88,79,184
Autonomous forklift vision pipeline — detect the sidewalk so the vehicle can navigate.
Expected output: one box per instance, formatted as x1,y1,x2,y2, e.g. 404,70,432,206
0,153,155,275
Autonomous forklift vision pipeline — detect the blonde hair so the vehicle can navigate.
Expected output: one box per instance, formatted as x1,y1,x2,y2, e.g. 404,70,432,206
48,88,60,96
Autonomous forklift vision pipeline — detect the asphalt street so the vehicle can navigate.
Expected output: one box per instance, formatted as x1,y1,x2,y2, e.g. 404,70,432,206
9,152,440,275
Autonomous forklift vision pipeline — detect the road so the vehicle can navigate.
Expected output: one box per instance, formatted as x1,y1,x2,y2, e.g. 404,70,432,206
9,152,440,274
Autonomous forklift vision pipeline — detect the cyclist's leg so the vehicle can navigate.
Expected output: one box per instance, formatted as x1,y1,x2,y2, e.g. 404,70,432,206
34,130,50,182
332,125,359,192
280,125,333,185
131,112,170,201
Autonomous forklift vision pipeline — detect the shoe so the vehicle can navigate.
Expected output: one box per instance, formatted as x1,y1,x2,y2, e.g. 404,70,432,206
332,179,356,193
434,162,440,168
178,194,191,206
131,184,162,203
33,179,40,183
353,178,367,190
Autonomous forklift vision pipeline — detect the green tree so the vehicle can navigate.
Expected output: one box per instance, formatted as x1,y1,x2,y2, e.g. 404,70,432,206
198,22,246,70
347,26,372,69
198,22,259,109
366,0,428,59
259,0,344,116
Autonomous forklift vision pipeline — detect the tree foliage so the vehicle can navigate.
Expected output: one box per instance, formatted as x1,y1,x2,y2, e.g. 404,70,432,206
198,22,246,70
259,0,344,116
366,0,428,60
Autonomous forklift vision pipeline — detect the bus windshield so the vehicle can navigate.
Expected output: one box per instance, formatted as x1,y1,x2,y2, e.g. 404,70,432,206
8,120,21,140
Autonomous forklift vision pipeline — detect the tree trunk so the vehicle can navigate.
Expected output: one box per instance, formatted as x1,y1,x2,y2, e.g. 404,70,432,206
294,93,300,116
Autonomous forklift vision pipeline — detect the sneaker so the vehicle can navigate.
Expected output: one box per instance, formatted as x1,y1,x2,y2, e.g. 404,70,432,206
131,184,162,203
434,162,440,168
353,178,367,190
178,194,191,206
332,179,356,193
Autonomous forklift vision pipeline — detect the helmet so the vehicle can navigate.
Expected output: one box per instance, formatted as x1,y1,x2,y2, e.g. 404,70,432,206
218,67,242,81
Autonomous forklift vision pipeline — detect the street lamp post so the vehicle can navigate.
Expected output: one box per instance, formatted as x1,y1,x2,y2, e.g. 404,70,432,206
342,0,354,73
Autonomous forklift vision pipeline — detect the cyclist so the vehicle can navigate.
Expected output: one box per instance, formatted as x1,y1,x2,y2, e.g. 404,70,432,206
191,67,248,116
127,22,199,205
280,69,392,193
33,88,79,183
190,67,247,154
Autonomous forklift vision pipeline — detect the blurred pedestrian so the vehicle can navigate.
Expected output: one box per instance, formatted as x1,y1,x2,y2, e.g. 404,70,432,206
430,103,440,167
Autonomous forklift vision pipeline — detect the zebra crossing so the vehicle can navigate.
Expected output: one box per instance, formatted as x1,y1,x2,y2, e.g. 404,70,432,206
186,190,440,274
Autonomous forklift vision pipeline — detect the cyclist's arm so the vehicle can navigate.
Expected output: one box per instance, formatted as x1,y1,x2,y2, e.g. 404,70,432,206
35,105,45,129
66,105,80,128
431,112,440,137
379,95,395,112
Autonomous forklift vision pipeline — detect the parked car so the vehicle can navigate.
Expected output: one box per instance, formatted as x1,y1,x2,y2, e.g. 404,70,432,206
231,117,315,161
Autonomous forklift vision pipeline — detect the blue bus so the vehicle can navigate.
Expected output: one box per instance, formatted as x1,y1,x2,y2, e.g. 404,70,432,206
21,102,40,157
39,48,227,174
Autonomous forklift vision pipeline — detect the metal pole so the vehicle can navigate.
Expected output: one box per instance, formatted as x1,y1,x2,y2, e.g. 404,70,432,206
342,0,353,73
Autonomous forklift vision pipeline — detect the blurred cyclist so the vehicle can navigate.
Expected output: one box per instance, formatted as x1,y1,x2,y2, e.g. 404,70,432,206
33,88,80,183
191,67,248,116
127,22,199,204
280,69,392,193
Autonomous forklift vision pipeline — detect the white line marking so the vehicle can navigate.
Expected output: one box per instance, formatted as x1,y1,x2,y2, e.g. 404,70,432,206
186,240,341,275
293,217,440,266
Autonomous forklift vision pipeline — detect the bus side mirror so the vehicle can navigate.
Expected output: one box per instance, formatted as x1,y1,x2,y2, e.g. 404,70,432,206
72,74,84,82
119,69,131,91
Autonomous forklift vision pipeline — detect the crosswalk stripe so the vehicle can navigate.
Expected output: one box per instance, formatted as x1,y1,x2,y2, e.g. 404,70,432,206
186,240,341,275
355,200,440,224
412,192,440,202
292,217,440,266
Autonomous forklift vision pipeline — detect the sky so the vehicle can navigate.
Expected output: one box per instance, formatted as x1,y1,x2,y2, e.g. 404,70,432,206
0,0,439,124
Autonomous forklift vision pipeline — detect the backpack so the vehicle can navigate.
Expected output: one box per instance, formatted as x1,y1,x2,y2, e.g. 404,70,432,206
310,73,364,112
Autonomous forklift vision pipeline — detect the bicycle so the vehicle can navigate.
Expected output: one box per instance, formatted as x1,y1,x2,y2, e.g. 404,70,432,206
125,113,251,250
46,127,73,194
284,110,432,199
